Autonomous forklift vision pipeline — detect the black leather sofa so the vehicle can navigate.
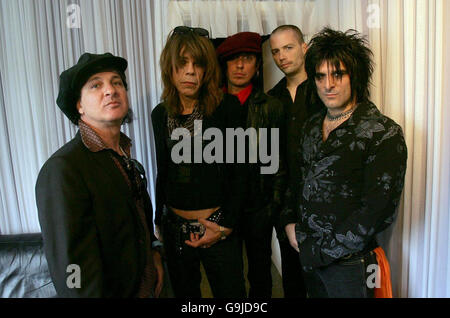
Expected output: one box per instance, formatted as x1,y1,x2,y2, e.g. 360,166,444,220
0,233,56,298
0,233,175,298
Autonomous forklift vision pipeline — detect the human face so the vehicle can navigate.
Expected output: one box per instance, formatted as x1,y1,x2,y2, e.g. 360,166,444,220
226,53,258,93
270,29,307,77
172,50,205,102
77,71,129,128
314,61,355,114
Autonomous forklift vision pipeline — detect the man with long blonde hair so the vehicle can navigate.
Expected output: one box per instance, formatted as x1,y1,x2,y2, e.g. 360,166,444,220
151,26,246,298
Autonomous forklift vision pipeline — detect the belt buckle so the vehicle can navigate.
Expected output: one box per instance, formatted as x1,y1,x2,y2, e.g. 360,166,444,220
189,222,206,236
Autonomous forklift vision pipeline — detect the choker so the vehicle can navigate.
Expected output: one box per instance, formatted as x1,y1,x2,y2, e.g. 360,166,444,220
326,106,356,121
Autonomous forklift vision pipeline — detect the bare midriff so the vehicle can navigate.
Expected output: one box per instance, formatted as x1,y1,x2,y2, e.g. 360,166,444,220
170,206,220,220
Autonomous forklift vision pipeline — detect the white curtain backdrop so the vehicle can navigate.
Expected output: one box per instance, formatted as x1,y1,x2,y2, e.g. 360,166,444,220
167,0,450,298
0,0,168,233
0,0,449,298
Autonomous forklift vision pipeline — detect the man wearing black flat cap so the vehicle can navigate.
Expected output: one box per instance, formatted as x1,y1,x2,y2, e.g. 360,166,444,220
35,52,163,298
216,32,285,298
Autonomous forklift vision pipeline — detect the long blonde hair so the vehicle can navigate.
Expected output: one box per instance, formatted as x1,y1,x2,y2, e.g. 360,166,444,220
160,30,223,117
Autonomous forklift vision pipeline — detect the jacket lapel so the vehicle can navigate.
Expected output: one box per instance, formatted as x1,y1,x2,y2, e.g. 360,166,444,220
87,149,132,198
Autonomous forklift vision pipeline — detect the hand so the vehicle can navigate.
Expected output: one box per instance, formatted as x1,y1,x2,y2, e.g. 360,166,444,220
153,250,164,298
154,225,162,242
184,218,232,249
285,223,299,253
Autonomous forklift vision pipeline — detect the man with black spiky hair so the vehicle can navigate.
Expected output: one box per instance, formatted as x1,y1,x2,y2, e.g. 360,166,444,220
282,28,407,298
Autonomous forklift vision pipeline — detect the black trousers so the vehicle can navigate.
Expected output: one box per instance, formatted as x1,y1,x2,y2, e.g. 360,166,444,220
162,211,246,298
302,249,378,298
278,239,307,298
239,205,274,298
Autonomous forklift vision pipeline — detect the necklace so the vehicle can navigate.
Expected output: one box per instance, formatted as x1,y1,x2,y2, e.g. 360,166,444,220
119,145,128,158
323,105,357,141
326,106,356,121
119,145,132,170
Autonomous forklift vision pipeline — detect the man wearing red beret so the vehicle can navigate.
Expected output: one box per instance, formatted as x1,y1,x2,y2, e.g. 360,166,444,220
216,32,285,298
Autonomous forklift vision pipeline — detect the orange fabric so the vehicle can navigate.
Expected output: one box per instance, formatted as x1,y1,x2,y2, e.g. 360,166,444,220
373,247,393,298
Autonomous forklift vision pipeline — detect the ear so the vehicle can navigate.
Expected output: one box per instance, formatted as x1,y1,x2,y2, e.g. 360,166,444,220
302,42,308,54
76,100,83,115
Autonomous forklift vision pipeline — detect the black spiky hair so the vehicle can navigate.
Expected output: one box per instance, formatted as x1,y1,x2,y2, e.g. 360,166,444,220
305,27,374,103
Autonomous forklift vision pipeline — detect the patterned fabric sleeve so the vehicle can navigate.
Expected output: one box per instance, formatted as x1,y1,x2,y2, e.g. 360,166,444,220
279,112,311,230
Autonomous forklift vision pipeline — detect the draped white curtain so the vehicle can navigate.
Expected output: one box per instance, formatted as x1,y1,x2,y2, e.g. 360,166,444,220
167,0,450,298
1,0,449,298
0,0,168,233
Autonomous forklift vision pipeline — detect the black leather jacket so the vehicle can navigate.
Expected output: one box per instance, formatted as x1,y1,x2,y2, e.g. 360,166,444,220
240,88,286,217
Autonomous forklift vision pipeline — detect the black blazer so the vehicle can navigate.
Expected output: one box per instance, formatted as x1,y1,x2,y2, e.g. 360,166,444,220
35,132,153,297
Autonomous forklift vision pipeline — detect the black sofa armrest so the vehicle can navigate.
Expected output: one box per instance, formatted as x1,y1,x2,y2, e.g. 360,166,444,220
0,233,57,298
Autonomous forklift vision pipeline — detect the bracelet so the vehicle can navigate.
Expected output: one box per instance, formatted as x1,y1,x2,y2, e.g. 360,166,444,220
219,226,227,240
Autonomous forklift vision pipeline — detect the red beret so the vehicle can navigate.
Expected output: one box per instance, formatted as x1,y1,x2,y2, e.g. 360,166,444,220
216,32,262,61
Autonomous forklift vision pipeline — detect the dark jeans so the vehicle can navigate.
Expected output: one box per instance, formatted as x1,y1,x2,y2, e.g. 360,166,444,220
162,210,246,298
302,249,378,298
278,239,307,298
239,205,274,298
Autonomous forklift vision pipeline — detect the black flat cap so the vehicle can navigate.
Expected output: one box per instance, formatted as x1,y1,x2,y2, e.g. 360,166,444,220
56,52,128,124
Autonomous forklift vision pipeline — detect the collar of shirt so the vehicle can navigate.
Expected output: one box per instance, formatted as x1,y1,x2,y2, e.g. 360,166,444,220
223,83,253,105
345,100,376,126
78,119,132,156
270,77,309,104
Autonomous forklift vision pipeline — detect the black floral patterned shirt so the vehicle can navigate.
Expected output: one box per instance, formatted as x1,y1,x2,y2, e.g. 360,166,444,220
283,101,407,270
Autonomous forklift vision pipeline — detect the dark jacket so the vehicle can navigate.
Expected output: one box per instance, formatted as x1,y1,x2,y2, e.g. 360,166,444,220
35,132,153,297
241,88,286,215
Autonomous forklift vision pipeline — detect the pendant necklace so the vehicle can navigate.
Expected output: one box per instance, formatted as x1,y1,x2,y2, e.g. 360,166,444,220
119,145,131,170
